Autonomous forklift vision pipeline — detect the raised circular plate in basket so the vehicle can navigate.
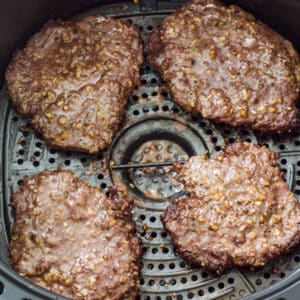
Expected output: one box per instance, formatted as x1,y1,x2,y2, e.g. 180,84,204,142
0,1,300,300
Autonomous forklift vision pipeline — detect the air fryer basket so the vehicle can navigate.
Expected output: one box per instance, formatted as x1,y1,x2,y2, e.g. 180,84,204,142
0,1,300,299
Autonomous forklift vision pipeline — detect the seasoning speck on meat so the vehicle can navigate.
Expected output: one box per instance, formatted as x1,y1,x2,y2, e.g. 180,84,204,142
147,0,300,133
9,170,141,300
162,142,300,275
6,15,143,153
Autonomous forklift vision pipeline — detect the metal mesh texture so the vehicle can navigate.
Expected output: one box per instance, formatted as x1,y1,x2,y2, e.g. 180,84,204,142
0,1,300,300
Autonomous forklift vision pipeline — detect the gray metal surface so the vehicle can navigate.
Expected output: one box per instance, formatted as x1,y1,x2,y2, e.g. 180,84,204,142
0,1,300,300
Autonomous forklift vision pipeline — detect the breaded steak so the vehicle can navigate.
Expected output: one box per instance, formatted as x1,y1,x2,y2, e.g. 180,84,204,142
147,0,300,133
9,170,141,299
6,15,143,153
162,142,300,275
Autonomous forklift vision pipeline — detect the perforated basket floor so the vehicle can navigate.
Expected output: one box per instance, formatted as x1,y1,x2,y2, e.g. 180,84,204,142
0,1,300,300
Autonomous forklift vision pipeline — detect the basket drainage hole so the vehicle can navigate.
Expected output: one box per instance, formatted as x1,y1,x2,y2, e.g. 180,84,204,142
98,173,104,180
132,95,139,101
255,279,262,285
161,91,168,98
81,157,87,163
218,282,224,289
34,151,40,157
151,232,157,238
198,290,204,296
187,292,194,299
150,216,156,222
64,160,71,166
264,272,270,279
159,280,166,286
142,93,149,98
294,255,300,262
18,149,25,155
101,183,107,189
149,280,155,286
162,247,169,253
49,158,55,163
133,110,140,116
12,116,18,122
147,263,154,270
152,105,159,112
228,277,235,284
161,232,168,238
141,79,147,85
162,105,169,111
179,261,186,268
33,161,39,167
17,159,23,165
140,278,145,285
211,137,218,143
152,248,158,254
147,25,153,31
158,264,164,270
143,107,150,113
169,263,175,269
35,142,42,148
281,159,287,165
208,286,215,293
191,275,198,281
181,277,187,284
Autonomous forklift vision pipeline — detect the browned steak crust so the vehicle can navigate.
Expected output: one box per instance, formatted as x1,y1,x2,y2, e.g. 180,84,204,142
147,0,300,133
162,142,300,275
9,170,141,300
6,15,143,153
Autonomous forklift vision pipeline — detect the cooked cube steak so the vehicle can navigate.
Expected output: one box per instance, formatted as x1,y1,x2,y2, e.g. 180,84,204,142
9,170,141,299
147,0,300,133
6,15,143,153
162,142,300,275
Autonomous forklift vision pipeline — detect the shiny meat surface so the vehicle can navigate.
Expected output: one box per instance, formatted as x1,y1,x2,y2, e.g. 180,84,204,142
6,15,143,153
162,142,300,275
147,0,300,133
9,170,141,300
